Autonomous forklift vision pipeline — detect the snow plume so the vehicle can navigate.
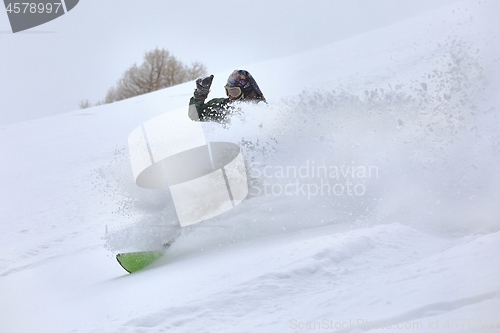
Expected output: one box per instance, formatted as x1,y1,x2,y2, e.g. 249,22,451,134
101,33,499,254
93,147,180,253
204,36,500,236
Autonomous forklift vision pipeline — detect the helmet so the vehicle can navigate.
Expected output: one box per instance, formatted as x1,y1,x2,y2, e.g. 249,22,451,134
225,70,265,101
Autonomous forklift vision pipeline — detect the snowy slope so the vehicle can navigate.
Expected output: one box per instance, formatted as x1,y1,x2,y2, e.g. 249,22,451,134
1,1,500,332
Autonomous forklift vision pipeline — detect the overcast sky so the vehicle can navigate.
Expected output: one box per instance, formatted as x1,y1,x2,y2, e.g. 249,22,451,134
0,0,462,126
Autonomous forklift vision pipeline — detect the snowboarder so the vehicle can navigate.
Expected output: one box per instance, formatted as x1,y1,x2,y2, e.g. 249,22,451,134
188,69,266,122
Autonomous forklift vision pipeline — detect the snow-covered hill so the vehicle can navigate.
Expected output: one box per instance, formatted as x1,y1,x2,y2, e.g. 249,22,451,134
1,1,500,332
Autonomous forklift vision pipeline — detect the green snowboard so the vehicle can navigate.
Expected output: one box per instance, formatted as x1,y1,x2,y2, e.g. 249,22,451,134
116,250,164,273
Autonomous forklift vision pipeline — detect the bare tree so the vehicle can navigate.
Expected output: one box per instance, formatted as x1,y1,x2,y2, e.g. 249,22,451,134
164,54,186,88
80,48,207,107
103,47,207,104
186,61,207,81
78,99,92,109
104,86,118,104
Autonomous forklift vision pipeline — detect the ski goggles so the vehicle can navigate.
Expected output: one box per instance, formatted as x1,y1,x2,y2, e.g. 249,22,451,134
225,86,242,99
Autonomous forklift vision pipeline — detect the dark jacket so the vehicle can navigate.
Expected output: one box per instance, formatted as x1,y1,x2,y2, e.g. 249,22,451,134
188,97,233,122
